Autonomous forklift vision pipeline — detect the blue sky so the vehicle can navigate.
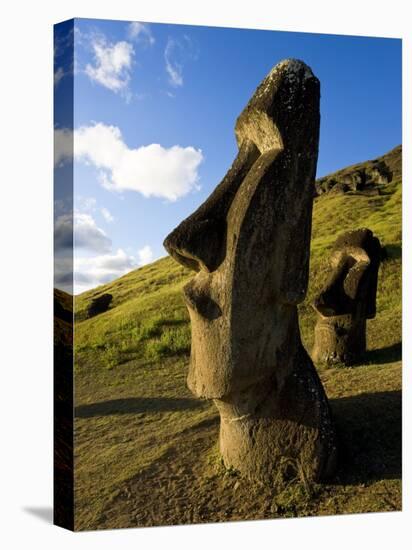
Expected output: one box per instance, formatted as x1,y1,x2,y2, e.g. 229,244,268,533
54,18,401,294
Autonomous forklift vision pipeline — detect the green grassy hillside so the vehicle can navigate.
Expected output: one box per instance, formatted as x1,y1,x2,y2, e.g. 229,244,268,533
73,148,402,530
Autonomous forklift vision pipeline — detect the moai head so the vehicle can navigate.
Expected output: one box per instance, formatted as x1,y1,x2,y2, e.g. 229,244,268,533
164,59,320,399
312,228,381,365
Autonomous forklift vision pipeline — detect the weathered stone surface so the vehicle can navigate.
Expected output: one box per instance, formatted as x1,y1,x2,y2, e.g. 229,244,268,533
164,59,337,484
312,228,381,365
314,145,402,196
87,293,113,318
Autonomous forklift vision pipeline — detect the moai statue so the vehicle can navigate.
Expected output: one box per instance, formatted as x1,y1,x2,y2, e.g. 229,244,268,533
312,228,381,366
164,59,337,484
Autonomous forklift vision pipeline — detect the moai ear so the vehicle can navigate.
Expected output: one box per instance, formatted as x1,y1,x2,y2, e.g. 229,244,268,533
163,139,260,273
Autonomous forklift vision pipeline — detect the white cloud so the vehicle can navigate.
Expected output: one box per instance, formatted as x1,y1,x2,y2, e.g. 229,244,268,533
137,245,154,266
74,196,114,223
54,67,65,87
85,37,134,95
54,208,156,293
164,35,198,88
54,211,111,254
76,196,97,212
55,122,203,201
54,213,74,251
54,23,74,59
54,198,72,217
62,123,203,201
74,212,112,252
165,39,183,87
54,128,72,167
54,208,140,293
54,24,74,90
101,207,114,223
54,256,74,293
74,248,136,294
128,22,155,45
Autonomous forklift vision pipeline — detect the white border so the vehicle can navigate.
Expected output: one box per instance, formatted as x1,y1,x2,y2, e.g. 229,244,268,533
0,1,409,548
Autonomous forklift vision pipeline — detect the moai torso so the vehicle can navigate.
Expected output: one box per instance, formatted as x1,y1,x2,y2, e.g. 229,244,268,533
312,228,381,366
164,59,337,484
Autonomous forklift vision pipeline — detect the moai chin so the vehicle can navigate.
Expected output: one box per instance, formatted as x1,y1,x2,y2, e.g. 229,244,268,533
164,59,337,484
312,228,381,366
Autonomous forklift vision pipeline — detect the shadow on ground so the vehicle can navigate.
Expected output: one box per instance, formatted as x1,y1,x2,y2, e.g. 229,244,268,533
23,506,53,524
331,389,401,484
75,396,204,418
363,342,402,365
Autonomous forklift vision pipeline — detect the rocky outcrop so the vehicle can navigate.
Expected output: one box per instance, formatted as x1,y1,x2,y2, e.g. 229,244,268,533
315,145,402,196
312,228,382,365
164,59,337,485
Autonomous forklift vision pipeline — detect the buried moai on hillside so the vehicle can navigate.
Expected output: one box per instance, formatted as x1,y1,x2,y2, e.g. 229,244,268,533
312,228,381,366
164,59,337,484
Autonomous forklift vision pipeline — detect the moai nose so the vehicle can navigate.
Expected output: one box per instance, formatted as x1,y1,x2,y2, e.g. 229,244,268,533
163,139,260,273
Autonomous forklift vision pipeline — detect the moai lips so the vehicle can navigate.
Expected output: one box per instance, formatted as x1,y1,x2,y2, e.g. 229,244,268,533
312,228,382,365
164,59,337,484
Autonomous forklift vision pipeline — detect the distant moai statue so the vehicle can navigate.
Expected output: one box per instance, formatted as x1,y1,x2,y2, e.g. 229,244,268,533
312,228,381,366
164,59,337,484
